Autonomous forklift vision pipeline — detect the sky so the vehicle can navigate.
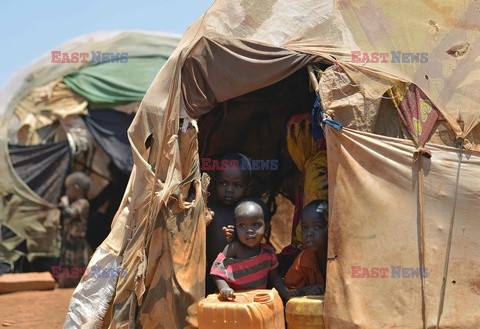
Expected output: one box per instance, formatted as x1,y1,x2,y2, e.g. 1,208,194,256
0,0,214,90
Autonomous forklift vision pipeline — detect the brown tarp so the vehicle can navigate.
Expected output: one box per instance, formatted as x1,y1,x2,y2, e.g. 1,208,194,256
12,79,88,144
324,126,480,328
181,37,318,117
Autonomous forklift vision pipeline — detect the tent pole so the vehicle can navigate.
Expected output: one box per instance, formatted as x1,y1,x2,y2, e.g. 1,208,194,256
415,151,428,329
307,66,320,94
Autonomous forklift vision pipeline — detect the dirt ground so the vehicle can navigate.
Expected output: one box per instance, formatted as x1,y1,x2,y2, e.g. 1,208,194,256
0,288,74,328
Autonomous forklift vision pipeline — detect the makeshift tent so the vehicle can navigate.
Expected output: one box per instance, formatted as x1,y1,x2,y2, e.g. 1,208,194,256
66,2,479,329
0,31,181,272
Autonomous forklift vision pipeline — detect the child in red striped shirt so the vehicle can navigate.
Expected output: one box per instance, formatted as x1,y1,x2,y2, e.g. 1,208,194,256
211,198,290,302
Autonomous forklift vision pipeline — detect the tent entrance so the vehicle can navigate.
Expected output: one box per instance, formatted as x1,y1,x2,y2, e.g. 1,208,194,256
197,66,326,253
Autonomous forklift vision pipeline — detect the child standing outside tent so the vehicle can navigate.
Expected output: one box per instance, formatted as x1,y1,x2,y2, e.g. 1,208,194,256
284,200,328,296
205,153,251,294
210,199,290,302
58,172,91,288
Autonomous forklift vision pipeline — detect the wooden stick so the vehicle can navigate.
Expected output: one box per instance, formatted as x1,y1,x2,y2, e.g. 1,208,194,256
308,65,320,94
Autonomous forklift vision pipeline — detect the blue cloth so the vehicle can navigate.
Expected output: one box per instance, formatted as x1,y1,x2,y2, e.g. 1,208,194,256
311,95,342,141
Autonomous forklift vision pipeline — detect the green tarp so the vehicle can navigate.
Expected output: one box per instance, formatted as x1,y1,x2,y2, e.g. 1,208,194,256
63,56,168,105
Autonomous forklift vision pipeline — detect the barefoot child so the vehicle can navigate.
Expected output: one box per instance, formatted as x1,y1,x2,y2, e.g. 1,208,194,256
205,153,251,294
284,200,328,296
210,199,290,302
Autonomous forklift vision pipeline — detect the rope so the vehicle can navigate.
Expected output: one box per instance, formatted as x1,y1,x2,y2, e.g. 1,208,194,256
436,139,464,328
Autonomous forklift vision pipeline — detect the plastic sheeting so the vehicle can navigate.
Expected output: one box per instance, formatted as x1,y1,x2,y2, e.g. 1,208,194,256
324,126,480,328
64,247,122,328
9,141,71,204
0,140,61,263
0,31,181,129
64,57,169,106
84,109,134,174
12,79,88,144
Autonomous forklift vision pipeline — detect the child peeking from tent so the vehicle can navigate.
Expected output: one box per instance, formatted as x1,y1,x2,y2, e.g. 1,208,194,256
283,200,328,296
223,199,328,298
210,199,290,302
58,171,91,288
205,153,251,295
205,153,252,295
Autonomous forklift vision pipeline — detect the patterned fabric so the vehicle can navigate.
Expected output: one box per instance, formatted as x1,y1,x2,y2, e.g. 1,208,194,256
210,244,278,290
287,113,328,245
284,249,324,289
60,198,90,269
388,82,439,147
287,113,326,172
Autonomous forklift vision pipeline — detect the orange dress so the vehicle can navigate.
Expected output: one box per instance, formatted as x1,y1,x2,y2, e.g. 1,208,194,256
284,249,324,289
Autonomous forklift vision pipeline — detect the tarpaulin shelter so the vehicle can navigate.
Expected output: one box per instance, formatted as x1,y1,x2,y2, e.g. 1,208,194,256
66,1,479,328
0,31,181,271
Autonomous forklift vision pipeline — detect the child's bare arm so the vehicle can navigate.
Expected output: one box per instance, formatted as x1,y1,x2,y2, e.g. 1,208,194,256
291,284,325,297
211,242,242,299
268,268,290,303
223,240,240,258
212,276,234,300
59,199,85,219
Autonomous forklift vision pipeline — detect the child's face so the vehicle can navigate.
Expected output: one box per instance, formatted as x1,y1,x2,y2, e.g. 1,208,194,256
235,204,265,248
65,180,84,202
215,169,249,206
301,212,328,255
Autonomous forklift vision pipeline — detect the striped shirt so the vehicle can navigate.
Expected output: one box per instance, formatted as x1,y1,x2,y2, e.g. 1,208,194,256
210,244,278,290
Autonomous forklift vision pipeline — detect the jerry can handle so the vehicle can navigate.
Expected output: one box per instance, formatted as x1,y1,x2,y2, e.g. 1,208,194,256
216,291,273,303
253,292,272,303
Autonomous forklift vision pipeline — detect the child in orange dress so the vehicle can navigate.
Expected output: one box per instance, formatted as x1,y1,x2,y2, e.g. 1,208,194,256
284,200,328,296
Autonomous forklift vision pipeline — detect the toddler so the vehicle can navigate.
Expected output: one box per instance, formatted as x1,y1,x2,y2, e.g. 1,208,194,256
211,199,290,301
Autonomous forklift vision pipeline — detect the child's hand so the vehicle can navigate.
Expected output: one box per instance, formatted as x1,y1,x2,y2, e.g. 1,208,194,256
218,287,235,300
299,284,324,296
205,208,214,226
60,196,69,207
222,225,235,243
